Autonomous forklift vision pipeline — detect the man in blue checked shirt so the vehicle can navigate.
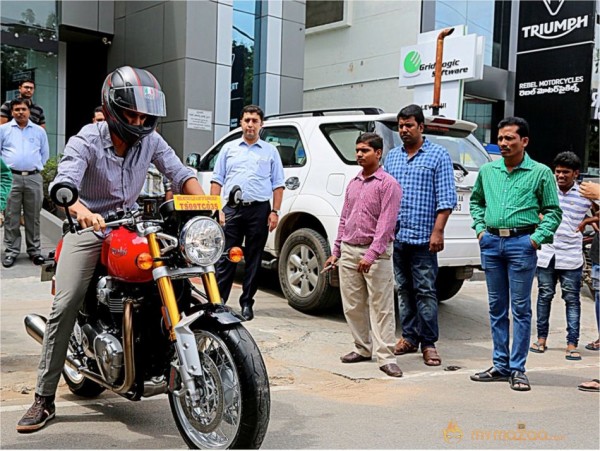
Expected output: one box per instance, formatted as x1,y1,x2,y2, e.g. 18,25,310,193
384,104,457,367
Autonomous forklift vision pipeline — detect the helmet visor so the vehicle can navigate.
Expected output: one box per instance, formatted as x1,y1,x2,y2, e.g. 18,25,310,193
110,86,167,117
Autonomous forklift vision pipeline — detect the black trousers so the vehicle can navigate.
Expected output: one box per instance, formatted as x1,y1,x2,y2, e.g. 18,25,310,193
216,201,270,307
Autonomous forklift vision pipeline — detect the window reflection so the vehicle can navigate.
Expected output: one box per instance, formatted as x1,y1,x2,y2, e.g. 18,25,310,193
231,0,256,129
434,0,509,69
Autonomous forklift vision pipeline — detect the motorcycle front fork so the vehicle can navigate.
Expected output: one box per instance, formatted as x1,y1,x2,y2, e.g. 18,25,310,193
147,233,221,402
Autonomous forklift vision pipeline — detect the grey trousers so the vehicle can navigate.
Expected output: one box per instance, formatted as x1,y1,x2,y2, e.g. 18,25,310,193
3,172,43,257
36,231,104,396
339,242,397,366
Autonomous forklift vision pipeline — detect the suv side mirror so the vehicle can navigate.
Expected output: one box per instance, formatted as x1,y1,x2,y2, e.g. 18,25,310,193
186,153,201,170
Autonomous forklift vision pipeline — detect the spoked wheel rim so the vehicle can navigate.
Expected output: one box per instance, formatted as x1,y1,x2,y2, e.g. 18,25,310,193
285,243,320,298
171,330,242,449
63,332,84,384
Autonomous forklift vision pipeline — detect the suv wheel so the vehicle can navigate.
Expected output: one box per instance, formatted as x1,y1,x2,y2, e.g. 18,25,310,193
435,268,464,301
278,228,340,313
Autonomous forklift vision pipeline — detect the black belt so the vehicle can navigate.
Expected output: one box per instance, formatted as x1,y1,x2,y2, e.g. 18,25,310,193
11,169,40,175
240,200,269,207
487,225,536,237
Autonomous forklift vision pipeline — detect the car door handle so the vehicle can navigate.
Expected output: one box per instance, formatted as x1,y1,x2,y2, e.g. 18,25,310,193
285,177,300,190
456,185,473,192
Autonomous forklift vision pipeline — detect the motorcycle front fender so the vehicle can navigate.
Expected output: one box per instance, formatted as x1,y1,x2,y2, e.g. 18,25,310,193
173,304,244,377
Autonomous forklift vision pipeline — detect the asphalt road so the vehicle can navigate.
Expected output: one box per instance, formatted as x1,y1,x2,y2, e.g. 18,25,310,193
1,228,599,449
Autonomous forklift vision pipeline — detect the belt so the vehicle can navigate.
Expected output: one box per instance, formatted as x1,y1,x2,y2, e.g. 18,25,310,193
487,225,537,237
11,169,40,175
240,200,268,207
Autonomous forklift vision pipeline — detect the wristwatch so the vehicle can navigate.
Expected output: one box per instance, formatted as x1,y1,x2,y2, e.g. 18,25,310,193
271,209,281,216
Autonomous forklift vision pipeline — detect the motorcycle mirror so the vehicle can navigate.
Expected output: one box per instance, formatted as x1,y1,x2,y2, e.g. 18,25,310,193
228,185,243,207
50,182,79,207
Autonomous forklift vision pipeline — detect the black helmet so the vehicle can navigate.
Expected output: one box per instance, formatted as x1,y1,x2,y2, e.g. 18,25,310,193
101,66,166,147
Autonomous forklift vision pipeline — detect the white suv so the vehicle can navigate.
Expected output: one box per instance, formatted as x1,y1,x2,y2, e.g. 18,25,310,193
186,108,491,313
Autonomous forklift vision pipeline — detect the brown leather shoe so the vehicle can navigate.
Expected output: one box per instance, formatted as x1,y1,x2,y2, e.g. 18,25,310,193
340,351,371,363
380,363,403,377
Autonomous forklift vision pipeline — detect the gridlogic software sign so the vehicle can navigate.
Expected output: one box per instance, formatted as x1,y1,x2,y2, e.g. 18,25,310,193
399,34,480,87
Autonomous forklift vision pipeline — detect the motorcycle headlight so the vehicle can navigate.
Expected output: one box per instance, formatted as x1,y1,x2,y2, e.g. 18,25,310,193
179,217,225,266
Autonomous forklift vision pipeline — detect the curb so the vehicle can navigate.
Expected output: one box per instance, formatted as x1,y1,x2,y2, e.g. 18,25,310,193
41,209,63,245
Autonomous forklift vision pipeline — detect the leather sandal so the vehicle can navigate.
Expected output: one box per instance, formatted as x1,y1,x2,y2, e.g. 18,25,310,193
470,367,509,382
509,371,531,391
422,347,441,366
394,338,418,355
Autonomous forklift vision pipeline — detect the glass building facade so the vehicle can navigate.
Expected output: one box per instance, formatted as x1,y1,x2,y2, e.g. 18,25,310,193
429,0,512,149
231,0,256,128
1,1,59,155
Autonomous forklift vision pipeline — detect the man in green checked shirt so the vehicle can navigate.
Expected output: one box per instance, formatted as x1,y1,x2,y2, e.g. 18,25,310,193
469,117,561,392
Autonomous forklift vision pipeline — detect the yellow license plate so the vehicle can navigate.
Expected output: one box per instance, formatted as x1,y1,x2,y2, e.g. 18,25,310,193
173,195,222,211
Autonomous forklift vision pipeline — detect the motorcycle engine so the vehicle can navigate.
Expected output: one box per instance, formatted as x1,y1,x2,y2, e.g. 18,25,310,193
94,333,124,384
96,276,124,314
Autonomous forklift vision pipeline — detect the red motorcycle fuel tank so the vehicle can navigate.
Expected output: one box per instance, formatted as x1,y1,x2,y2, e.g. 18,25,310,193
101,228,153,282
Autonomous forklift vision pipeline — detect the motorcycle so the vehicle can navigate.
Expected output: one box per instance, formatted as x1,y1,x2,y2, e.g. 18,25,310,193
25,182,270,449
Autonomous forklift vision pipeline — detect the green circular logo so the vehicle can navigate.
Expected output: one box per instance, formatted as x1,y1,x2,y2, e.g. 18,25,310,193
404,51,421,74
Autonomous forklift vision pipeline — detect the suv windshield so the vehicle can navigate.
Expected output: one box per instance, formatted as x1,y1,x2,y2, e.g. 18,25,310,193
320,120,490,170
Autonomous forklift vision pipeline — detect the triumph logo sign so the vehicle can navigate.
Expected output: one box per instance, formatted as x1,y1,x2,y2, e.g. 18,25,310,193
520,0,592,42
522,15,588,39
542,0,564,16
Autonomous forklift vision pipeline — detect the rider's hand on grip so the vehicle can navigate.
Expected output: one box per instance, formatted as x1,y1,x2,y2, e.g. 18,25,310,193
77,212,106,232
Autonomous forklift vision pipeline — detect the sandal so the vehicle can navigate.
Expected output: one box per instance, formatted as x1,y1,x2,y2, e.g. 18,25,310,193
509,371,531,392
394,338,418,355
470,367,509,382
529,341,547,353
577,379,600,392
422,347,442,366
585,340,599,351
565,349,582,361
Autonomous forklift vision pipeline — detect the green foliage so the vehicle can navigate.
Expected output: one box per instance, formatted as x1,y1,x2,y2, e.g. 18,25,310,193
41,155,59,213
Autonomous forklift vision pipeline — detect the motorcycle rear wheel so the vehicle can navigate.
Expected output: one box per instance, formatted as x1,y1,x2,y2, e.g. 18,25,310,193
62,331,105,397
169,323,270,449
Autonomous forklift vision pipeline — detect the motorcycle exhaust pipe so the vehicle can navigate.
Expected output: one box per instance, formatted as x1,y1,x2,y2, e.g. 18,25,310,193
24,314,81,372
24,305,135,395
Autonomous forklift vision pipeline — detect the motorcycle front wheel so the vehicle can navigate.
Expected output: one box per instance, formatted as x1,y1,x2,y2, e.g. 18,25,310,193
169,323,270,449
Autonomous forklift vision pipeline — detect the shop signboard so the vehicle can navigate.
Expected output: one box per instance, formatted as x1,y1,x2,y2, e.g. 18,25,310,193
515,0,596,168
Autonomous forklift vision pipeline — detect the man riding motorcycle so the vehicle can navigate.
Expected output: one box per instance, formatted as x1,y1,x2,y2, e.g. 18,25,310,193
17,66,205,433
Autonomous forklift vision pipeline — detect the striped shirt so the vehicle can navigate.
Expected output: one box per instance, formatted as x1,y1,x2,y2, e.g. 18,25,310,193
1,101,45,126
470,153,562,245
384,138,457,245
333,167,401,264
537,182,592,269
50,121,195,216
0,119,49,171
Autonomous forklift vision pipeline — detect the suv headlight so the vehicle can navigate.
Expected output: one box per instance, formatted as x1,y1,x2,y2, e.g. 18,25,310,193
179,217,225,266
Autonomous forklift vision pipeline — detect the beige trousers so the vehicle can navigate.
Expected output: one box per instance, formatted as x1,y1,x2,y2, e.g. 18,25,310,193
339,242,397,365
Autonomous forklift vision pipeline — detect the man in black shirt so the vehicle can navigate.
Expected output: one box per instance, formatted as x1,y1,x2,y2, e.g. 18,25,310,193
1,79,45,128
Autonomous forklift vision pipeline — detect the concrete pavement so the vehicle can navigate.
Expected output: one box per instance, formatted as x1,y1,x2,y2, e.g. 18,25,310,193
1,217,599,449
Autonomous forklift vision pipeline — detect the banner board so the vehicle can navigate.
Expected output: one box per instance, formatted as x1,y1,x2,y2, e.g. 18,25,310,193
514,0,596,168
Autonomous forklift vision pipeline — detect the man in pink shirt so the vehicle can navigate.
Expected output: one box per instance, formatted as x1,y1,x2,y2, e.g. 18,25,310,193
324,132,402,377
